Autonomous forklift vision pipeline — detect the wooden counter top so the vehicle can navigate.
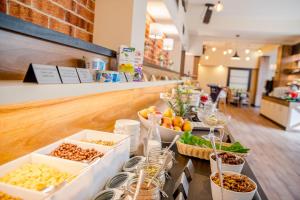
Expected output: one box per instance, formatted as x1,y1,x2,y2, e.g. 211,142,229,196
0,80,183,106
262,95,290,106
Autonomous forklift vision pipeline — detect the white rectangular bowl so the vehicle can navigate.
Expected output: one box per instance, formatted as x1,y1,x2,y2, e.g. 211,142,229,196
0,129,131,200
0,153,87,200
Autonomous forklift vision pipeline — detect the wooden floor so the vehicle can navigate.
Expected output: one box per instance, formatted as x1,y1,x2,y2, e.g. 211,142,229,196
223,105,300,200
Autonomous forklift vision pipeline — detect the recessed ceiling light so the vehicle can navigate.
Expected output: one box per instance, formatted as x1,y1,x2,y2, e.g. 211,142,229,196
257,49,263,55
212,47,217,52
205,55,209,60
228,49,233,54
223,51,227,55
245,49,250,54
215,1,224,12
245,57,250,61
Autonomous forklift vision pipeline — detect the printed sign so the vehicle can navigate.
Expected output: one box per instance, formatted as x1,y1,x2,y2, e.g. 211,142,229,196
57,66,80,84
76,68,93,83
23,64,61,84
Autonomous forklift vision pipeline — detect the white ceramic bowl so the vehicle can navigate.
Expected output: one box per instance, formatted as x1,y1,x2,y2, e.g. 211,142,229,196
137,112,183,143
209,153,245,173
210,171,257,200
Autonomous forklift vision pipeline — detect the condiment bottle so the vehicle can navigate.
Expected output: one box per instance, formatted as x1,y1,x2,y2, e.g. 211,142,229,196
143,112,162,157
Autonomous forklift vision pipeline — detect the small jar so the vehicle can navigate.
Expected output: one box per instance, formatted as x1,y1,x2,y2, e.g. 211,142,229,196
94,189,123,200
105,172,134,190
123,156,146,173
137,163,166,187
148,148,175,171
127,178,160,200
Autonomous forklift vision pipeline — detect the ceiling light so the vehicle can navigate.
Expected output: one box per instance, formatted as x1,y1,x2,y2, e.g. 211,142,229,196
245,49,250,54
231,51,240,60
205,55,209,60
163,38,174,51
245,56,250,61
215,1,224,12
257,49,263,55
218,65,224,68
223,51,227,55
227,49,233,54
149,23,163,39
212,47,217,52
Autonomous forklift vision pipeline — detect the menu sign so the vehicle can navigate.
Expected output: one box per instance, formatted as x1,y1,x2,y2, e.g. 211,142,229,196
23,64,62,84
57,66,80,84
76,68,93,83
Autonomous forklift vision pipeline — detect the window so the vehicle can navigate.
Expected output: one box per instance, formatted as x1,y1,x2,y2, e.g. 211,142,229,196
227,68,252,91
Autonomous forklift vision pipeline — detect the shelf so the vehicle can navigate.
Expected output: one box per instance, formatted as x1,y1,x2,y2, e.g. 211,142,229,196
0,80,183,106
0,13,116,57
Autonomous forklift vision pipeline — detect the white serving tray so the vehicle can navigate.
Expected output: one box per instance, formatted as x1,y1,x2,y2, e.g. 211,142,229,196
0,153,87,200
67,129,129,151
0,129,131,200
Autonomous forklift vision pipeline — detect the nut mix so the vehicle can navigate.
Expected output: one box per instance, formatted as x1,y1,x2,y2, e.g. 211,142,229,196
0,163,73,191
211,152,244,165
50,143,104,162
0,191,22,200
212,173,256,192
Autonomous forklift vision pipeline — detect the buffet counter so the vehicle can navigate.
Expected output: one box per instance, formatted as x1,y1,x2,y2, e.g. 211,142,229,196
260,96,300,131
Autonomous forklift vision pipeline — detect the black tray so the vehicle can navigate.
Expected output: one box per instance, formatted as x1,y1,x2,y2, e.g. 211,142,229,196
162,130,268,200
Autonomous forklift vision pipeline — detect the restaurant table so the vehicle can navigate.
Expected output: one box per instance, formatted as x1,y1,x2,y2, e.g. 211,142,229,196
162,130,268,200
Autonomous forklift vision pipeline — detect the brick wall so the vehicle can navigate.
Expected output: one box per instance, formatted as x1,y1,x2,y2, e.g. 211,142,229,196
144,14,169,68
0,0,95,42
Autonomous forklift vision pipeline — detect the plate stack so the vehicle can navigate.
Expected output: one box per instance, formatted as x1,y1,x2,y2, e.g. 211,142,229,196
114,119,140,154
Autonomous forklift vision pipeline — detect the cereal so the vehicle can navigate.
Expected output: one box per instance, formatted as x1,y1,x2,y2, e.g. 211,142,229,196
50,143,104,162
212,173,256,192
0,164,73,191
0,191,22,200
211,152,244,165
81,139,115,146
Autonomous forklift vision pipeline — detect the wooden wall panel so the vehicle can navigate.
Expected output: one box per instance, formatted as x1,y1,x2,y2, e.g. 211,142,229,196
0,29,110,80
0,84,176,164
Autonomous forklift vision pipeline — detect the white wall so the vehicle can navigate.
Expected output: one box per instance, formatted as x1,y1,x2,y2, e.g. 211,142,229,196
168,38,182,72
93,0,147,52
198,65,228,93
130,0,147,52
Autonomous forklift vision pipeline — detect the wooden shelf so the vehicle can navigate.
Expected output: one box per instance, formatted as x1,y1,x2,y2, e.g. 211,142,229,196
0,80,183,106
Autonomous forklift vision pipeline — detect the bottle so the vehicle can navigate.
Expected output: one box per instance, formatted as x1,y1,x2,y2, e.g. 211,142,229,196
144,112,162,157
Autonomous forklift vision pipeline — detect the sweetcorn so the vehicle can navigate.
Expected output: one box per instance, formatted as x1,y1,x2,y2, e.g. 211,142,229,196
0,191,22,200
0,163,74,191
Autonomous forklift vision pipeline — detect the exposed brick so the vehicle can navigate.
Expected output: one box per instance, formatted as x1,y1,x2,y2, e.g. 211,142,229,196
52,0,76,12
32,0,65,20
76,3,93,22
65,11,86,29
0,0,7,13
86,22,93,33
49,18,73,36
75,28,92,42
86,0,94,11
16,0,31,5
76,0,87,6
9,1,48,28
